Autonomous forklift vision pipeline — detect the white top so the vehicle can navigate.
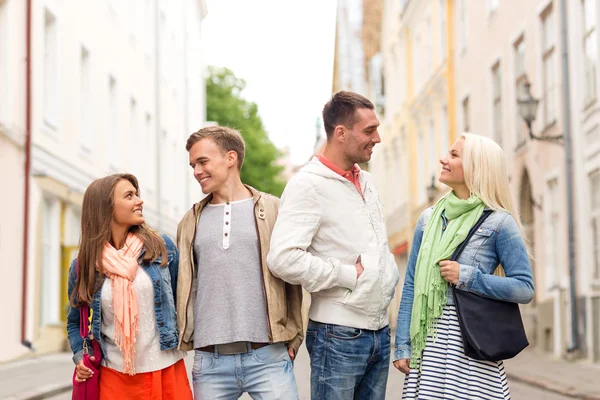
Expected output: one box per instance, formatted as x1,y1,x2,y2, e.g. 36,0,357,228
267,157,400,330
101,268,186,374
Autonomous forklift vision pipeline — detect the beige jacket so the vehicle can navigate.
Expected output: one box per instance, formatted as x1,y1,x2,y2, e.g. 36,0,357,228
176,185,304,352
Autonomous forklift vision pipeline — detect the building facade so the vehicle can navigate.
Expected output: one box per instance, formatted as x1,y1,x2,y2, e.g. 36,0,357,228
0,0,207,362
370,0,458,329
452,0,599,363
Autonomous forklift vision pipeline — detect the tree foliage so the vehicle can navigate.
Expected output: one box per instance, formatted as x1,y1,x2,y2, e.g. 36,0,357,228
206,66,285,197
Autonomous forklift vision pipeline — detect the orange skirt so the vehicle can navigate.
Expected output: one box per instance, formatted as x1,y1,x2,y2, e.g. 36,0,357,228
99,359,192,400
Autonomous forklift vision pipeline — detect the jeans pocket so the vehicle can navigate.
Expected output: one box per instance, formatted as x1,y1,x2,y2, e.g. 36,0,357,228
326,325,362,340
252,343,289,364
192,352,215,379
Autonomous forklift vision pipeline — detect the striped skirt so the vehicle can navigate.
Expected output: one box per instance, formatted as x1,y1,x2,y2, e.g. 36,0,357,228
402,305,511,400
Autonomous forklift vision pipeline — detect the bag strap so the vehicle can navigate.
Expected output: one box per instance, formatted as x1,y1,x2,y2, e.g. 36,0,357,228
76,260,90,339
450,209,493,262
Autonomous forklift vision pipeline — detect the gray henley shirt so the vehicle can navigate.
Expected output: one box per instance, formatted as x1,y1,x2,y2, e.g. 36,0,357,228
193,198,270,348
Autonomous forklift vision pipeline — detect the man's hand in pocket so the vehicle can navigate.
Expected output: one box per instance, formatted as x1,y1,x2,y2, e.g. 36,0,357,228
355,255,364,279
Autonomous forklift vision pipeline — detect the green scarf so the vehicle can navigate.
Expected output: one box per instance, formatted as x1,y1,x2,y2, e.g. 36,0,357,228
409,191,484,368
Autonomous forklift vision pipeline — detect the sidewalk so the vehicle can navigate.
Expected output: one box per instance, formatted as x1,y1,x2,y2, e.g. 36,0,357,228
504,349,600,400
1,347,598,399
0,353,74,400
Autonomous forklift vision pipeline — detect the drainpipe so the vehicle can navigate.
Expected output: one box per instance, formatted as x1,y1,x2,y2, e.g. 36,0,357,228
154,0,162,231
21,0,33,349
183,1,189,208
559,0,579,353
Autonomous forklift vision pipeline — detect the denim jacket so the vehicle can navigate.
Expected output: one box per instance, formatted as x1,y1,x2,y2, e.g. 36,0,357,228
394,208,534,361
66,234,180,365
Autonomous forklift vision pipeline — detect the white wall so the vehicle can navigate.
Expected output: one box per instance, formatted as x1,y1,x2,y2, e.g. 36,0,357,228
0,0,207,361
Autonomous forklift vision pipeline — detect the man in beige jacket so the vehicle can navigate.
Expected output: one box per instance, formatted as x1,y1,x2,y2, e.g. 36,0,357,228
176,126,303,399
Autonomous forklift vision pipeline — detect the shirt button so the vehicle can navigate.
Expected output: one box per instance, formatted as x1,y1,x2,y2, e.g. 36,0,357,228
224,233,228,237
160,322,164,327
226,221,229,225
155,280,160,285
226,212,230,215
259,209,264,212
156,301,161,307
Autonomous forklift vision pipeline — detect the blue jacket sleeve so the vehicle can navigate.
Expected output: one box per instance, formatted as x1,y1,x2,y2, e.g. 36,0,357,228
458,213,535,304
161,234,179,303
66,259,85,364
394,212,426,361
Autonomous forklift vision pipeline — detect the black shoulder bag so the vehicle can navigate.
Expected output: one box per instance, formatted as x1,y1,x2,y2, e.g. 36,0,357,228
451,210,529,362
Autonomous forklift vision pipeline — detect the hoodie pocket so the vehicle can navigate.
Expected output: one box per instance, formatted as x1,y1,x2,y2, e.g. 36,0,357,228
343,254,380,311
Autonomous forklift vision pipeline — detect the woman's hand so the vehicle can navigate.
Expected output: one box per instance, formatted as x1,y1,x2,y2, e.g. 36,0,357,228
393,358,411,374
74,357,95,382
439,260,460,285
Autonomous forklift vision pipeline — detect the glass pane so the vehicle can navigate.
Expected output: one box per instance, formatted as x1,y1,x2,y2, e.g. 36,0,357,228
591,170,600,211
543,12,554,51
515,40,525,76
593,219,600,280
585,0,596,31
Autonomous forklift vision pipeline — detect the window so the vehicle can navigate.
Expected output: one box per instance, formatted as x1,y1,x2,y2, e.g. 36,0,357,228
44,9,58,127
108,76,119,167
459,0,468,51
80,47,91,151
40,196,61,326
492,62,503,147
129,98,137,172
541,6,557,126
590,169,600,280
546,178,561,287
426,17,433,76
417,130,426,205
0,0,7,120
583,0,597,104
462,96,470,132
439,0,447,60
441,105,449,155
414,34,422,90
394,136,404,209
429,118,437,179
144,0,153,58
145,113,154,193
514,37,527,145
383,148,392,208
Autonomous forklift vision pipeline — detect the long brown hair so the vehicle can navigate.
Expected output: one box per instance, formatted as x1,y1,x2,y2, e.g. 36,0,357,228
70,173,168,307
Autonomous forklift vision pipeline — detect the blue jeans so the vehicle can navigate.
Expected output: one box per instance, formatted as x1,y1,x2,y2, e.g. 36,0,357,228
191,343,299,399
306,320,390,400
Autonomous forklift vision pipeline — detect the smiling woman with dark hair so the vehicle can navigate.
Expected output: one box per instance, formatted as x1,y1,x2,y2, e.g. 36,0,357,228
66,173,192,399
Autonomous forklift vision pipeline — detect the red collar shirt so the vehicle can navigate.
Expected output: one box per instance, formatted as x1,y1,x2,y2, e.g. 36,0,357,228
317,154,363,196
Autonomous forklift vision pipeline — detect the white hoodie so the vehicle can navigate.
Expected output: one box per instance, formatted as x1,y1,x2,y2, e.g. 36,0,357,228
267,157,400,330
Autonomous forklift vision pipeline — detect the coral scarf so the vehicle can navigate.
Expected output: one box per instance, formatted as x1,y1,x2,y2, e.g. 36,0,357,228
101,233,144,375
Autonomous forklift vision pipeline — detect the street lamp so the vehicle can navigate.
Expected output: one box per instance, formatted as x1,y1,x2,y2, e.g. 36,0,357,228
426,175,437,204
517,78,563,145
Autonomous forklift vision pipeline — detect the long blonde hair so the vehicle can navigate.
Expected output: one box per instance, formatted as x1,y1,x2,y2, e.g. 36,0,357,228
461,133,525,234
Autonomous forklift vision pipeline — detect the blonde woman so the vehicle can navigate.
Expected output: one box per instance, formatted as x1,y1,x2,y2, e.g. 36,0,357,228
393,133,534,399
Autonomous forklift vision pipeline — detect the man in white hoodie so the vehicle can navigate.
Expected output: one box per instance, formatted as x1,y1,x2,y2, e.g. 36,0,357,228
267,91,400,400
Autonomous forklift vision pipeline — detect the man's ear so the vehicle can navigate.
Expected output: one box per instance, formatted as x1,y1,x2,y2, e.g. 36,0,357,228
227,150,238,168
334,125,347,143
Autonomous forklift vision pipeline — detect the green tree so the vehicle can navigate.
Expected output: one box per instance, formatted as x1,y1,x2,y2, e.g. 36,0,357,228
206,66,285,197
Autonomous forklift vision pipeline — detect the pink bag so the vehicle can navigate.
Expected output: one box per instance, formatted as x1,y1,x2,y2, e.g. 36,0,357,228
72,265,102,400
